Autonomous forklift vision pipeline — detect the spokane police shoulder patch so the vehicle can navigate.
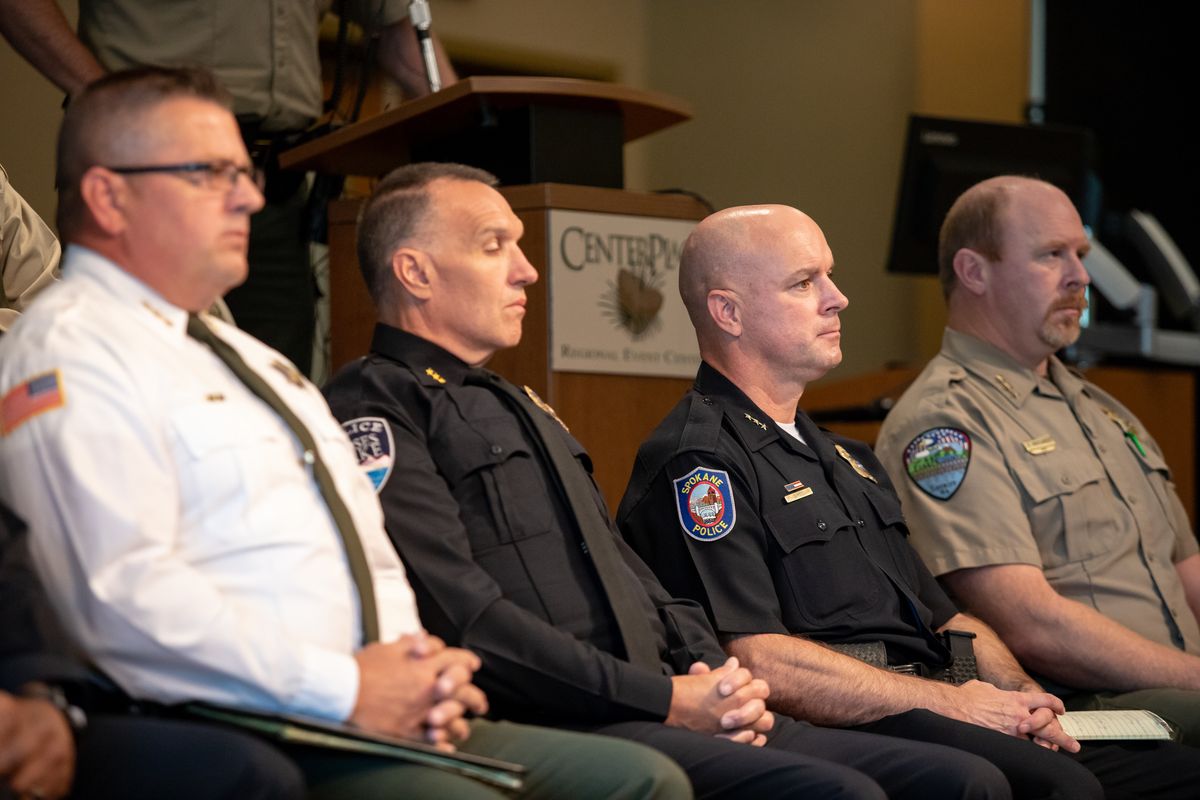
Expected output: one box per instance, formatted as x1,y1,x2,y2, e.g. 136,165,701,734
903,427,971,500
342,416,395,492
673,466,736,542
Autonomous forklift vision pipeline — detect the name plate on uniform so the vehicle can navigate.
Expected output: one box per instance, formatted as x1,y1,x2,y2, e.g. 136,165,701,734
548,210,700,378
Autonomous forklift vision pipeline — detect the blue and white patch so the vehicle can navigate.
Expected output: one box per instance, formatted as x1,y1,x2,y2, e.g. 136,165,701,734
342,416,395,493
672,467,736,542
903,427,971,500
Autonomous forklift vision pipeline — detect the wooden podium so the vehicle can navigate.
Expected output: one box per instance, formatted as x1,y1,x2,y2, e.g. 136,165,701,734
284,78,707,507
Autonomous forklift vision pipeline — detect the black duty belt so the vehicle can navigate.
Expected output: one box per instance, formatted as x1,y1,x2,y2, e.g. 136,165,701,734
827,629,979,685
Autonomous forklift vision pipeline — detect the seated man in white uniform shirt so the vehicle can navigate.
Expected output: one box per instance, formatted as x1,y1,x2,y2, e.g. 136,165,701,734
0,67,688,800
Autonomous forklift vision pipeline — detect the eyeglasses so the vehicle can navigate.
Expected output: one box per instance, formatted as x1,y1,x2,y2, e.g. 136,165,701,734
106,160,265,192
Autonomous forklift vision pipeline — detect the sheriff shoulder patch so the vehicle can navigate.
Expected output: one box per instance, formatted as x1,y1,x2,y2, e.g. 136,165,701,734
673,466,736,542
342,416,394,492
1,370,66,436
903,427,971,500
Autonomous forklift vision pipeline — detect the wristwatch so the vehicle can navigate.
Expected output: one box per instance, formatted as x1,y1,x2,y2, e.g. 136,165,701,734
21,682,88,736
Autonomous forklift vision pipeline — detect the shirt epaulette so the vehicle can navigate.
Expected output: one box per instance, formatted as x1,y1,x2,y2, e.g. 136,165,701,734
678,392,724,454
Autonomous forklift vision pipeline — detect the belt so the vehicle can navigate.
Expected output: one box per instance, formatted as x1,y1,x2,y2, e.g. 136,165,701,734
826,630,980,685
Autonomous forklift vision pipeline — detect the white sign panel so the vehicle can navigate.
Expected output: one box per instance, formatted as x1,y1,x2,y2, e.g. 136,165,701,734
548,210,701,378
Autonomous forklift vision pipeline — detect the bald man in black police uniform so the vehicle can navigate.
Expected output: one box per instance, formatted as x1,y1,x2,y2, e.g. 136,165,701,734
319,161,1044,800
616,203,1200,800
0,500,304,800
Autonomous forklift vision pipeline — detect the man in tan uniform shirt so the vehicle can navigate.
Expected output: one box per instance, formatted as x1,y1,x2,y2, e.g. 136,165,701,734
1,164,59,334
877,175,1200,745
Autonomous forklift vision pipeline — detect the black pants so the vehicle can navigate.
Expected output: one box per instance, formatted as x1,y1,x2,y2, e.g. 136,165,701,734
587,715,1011,800
68,715,304,800
858,708,1200,800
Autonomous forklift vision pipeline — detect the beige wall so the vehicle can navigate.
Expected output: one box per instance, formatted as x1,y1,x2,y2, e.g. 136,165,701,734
0,0,1029,376
642,0,923,380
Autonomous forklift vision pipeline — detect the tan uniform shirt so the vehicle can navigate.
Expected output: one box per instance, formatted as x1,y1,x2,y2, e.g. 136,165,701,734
1,165,60,333
79,0,409,132
877,328,1200,653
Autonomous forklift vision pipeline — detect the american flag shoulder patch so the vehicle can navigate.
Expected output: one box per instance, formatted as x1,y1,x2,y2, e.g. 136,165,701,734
1,370,66,435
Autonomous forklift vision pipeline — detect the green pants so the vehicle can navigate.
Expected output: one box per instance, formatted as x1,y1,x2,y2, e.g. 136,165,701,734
1065,687,1200,747
289,719,692,799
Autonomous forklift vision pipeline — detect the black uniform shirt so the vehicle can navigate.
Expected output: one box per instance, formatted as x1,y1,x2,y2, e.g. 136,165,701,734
323,325,727,726
617,362,959,668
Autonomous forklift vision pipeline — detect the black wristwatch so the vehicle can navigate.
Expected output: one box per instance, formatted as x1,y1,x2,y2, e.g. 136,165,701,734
22,682,89,736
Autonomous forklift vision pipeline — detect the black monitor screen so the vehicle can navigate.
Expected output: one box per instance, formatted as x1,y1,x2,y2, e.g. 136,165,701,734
886,115,1097,276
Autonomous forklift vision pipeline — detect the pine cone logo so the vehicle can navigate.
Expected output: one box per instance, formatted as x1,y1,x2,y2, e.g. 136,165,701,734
600,267,664,339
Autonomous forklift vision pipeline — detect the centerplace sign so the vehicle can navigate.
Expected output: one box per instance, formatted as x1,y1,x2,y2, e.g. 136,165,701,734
548,209,701,378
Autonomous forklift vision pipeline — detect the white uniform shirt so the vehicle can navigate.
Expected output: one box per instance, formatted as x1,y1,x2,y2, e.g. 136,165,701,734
0,246,421,721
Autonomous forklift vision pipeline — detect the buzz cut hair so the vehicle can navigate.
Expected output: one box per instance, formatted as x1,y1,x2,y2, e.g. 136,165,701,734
56,66,233,238
356,162,498,306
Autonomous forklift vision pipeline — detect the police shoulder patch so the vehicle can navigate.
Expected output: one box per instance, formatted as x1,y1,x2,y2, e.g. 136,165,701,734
672,466,736,542
342,416,395,493
903,427,971,500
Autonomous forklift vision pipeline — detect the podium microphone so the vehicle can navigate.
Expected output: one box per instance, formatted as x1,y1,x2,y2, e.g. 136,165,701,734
408,0,442,93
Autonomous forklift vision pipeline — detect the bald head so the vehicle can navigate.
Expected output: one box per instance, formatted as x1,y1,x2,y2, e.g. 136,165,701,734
678,204,847,405
679,204,827,339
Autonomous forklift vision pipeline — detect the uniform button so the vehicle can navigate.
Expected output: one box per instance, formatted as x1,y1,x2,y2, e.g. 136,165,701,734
490,444,503,455
1130,495,1139,505
1098,444,1107,453
302,450,315,465
1147,553,1156,563
1060,474,1071,486
1171,607,1179,618
856,519,866,527
817,519,827,531
702,397,713,406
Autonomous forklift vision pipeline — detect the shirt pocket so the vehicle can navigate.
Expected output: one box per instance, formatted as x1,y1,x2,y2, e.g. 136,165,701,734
1006,448,1118,564
764,494,880,628
434,415,557,552
169,401,297,543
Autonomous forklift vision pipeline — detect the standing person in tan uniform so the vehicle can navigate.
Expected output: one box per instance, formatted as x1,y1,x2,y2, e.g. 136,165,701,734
0,0,456,375
1,164,59,334
877,175,1200,745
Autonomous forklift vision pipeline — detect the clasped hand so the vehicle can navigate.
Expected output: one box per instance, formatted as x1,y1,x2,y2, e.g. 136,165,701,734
666,657,774,747
351,632,488,751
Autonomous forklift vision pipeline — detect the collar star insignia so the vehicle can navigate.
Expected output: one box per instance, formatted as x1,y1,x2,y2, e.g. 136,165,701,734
523,385,569,432
835,444,878,483
425,367,446,384
270,360,305,387
743,412,767,430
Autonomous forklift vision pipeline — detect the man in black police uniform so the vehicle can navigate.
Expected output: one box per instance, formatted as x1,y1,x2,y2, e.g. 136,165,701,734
616,203,1200,800
321,161,1051,800
0,499,305,800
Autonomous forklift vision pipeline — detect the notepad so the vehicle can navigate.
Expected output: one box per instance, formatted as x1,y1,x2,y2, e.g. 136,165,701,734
1058,709,1175,740
186,704,525,791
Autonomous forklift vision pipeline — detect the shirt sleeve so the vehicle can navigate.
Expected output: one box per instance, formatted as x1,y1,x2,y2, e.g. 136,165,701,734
0,350,360,721
0,167,60,332
877,393,1044,578
619,444,792,638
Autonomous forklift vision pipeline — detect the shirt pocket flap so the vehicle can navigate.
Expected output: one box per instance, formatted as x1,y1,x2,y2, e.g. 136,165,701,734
171,402,288,459
764,493,852,553
437,415,536,482
1007,447,1107,503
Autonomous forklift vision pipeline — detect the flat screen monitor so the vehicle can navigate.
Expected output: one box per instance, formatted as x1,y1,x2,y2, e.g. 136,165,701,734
886,115,1098,276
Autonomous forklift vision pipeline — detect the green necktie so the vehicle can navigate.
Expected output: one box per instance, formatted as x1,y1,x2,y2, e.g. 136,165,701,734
186,314,380,644
467,369,661,668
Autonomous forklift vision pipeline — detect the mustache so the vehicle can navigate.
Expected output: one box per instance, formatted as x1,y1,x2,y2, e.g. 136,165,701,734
1049,293,1088,313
